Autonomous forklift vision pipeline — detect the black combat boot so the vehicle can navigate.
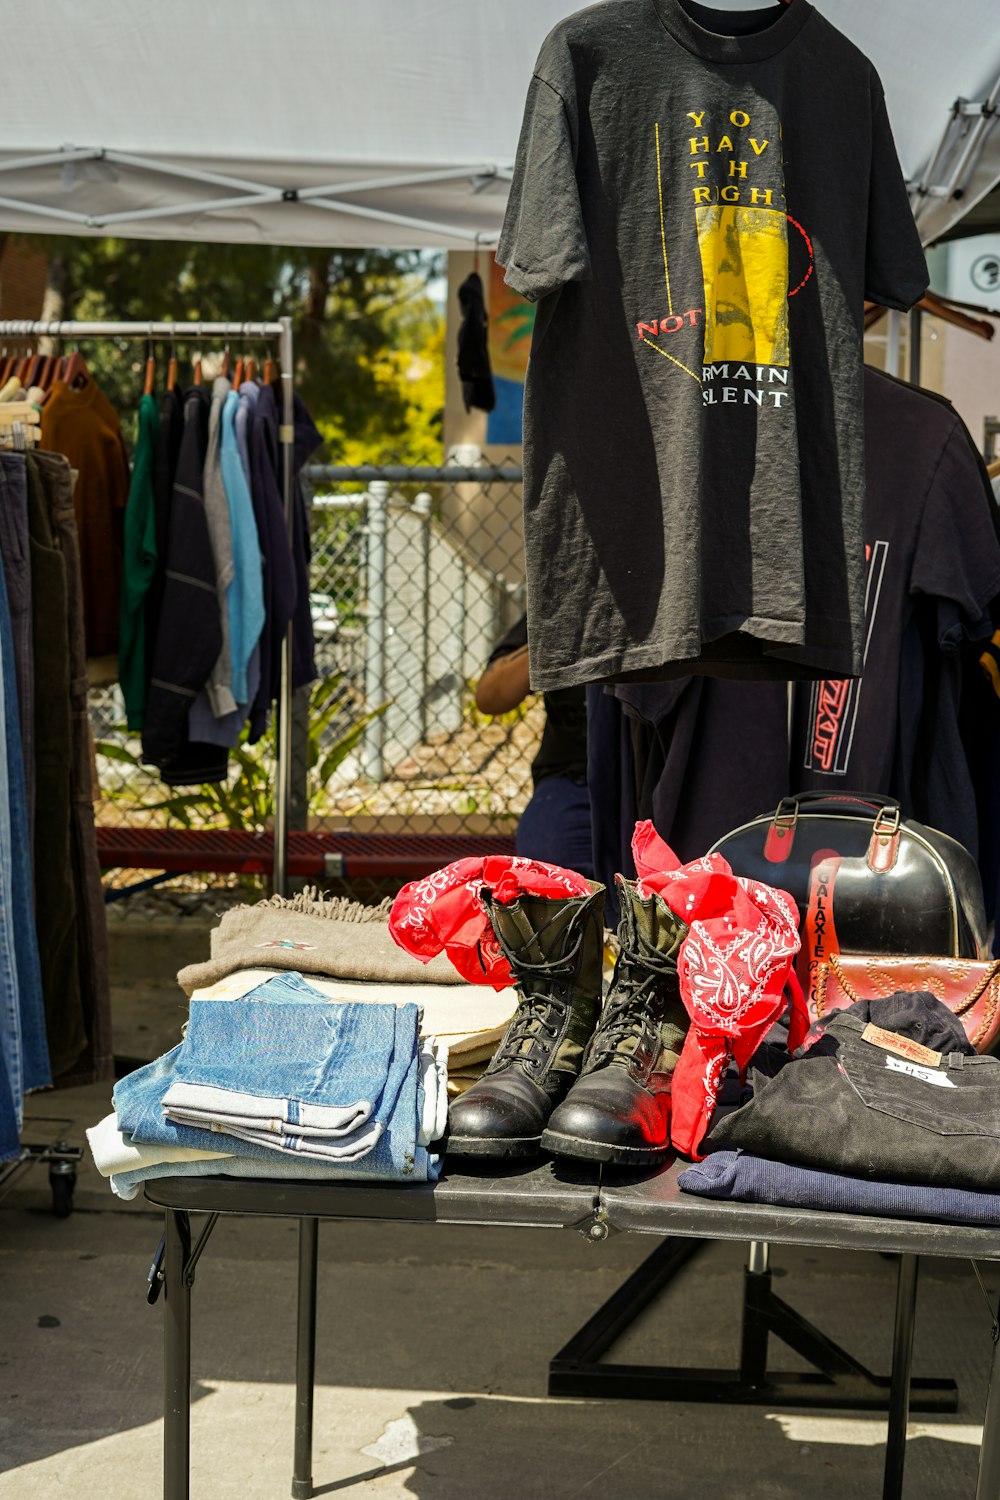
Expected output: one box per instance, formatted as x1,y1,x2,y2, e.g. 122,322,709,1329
445,884,605,1158
541,876,689,1166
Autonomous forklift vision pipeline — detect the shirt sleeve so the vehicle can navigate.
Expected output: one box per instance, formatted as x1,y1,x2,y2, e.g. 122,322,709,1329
497,73,592,303
864,87,928,310
911,420,1000,650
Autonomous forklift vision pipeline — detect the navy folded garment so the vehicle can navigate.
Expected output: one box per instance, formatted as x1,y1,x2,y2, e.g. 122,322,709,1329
679,1149,1000,1228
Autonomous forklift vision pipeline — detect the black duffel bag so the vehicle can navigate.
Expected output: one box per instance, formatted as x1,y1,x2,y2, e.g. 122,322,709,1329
708,792,988,962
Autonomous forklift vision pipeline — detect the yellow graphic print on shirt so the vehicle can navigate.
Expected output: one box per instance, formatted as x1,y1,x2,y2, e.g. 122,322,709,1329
696,204,789,366
638,105,809,392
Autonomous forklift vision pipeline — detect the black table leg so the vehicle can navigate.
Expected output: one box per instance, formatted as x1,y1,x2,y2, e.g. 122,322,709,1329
883,1253,918,1500
163,1208,192,1500
975,1294,1000,1500
292,1218,319,1500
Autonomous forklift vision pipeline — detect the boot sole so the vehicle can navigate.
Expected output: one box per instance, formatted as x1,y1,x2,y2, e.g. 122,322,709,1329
540,1127,669,1167
445,1135,541,1159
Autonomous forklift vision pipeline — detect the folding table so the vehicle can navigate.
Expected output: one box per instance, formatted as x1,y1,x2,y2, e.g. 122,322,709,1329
144,1158,1000,1500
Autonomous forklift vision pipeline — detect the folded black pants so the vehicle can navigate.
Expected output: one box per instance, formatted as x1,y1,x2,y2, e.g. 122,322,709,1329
707,1010,1000,1193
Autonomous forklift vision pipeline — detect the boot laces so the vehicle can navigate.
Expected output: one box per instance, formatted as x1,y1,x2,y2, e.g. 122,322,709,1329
488,903,590,1070
588,934,676,1066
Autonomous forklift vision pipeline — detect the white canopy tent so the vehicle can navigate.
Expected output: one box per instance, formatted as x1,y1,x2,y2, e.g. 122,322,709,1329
0,1,997,250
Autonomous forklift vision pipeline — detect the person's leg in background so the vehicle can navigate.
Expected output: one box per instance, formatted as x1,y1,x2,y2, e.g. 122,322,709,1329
515,775,594,879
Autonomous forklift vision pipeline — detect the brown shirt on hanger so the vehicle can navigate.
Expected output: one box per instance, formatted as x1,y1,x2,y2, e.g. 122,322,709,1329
40,377,128,655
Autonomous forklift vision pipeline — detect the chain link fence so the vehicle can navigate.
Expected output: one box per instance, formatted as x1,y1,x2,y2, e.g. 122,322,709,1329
91,456,538,848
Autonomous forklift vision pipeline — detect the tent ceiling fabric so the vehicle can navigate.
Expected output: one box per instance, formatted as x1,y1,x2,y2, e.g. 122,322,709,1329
0,0,998,248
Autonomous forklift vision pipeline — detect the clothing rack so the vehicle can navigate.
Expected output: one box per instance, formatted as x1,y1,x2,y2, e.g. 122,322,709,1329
0,317,297,896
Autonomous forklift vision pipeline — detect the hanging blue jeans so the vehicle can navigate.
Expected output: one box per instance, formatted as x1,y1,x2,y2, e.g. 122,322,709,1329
0,540,47,1096
0,529,49,1140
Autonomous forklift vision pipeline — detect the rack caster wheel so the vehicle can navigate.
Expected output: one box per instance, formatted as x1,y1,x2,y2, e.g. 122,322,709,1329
49,1161,76,1218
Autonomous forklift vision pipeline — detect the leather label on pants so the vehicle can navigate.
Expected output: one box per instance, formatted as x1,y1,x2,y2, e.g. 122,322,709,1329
861,1021,942,1068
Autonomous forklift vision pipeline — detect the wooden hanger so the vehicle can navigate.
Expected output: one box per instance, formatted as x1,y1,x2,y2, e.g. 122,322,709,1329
192,351,203,386
245,355,257,383
262,350,276,385
232,355,245,387
61,349,90,389
220,345,231,379
865,292,995,342
166,343,178,393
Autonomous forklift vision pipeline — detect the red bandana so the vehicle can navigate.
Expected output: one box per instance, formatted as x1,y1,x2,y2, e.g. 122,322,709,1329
632,821,804,1158
389,856,592,988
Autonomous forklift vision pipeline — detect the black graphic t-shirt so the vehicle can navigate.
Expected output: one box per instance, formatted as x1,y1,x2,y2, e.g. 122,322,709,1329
790,367,1000,855
498,0,928,691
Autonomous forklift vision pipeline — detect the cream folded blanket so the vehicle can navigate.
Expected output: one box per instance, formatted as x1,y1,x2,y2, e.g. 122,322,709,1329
192,968,515,1063
178,891,462,994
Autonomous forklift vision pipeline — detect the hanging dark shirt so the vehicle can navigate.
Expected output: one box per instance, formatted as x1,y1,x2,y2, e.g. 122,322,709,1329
457,271,496,413
291,393,323,692
245,383,298,743
790,367,1000,855
611,677,789,860
142,387,222,768
497,0,928,690
144,385,185,684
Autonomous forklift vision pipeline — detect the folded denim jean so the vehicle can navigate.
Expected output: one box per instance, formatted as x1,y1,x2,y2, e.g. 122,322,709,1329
109,1140,442,1201
707,1006,1000,1192
93,1039,447,1180
109,999,440,1195
94,1038,446,1176
680,1149,1000,1228
113,975,422,1171
162,1082,376,1142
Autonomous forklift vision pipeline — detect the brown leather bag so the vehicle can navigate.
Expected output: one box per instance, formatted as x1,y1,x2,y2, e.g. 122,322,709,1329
809,953,1000,1054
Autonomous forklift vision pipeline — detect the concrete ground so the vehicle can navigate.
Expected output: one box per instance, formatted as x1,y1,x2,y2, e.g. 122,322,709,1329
0,917,997,1498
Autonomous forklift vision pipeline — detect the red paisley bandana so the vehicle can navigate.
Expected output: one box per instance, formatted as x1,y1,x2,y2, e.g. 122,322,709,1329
389,856,592,988
632,821,804,1158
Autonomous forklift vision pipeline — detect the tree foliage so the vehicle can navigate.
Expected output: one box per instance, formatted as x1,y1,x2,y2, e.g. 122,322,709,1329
33,238,445,459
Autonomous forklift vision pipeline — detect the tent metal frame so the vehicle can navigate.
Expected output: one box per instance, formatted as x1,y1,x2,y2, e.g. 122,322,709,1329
912,69,1000,243
0,147,509,246
0,316,297,897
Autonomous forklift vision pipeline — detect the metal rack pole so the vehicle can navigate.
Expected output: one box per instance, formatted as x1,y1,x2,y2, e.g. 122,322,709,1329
0,317,293,894
0,320,284,339
275,314,295,897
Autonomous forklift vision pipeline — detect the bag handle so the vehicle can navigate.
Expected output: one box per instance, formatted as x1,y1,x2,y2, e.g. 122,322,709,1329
773,791,901,815
763,792,903,868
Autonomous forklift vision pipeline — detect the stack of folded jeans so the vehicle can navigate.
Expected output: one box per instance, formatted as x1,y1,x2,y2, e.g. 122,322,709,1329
188,968,513,1098
88,973,446,1200
175,889,518,1096
679,991,1000,1224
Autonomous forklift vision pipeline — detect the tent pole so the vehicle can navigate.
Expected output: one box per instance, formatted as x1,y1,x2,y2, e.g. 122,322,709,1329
885,309,902,378
274,314,296,898
908,307,923,386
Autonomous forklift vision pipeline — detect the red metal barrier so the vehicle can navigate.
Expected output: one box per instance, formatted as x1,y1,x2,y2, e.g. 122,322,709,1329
96,827,517,880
